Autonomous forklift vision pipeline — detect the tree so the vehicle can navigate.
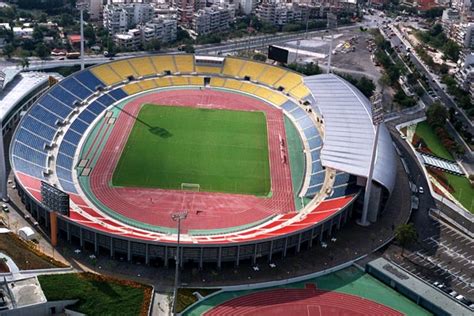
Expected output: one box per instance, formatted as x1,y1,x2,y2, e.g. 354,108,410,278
183,44,194,53
144,39,161,52
20,56,29,69
395,223,417,256
426,101,447,127
442,41,460,62
252,53,266,62
32,25,44,42
35,42,50,59
2,43,14,58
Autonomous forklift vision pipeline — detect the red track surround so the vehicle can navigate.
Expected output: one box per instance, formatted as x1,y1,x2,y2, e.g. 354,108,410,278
88,89,295,232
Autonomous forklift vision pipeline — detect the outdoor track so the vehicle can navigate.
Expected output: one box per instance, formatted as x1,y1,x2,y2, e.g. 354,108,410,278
87,89,295,232
204,287,403,316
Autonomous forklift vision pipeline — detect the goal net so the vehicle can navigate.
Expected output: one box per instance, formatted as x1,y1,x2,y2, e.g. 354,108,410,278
181,183,200,192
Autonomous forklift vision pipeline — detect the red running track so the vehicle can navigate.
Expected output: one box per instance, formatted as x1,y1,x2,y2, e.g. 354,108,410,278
204,288,403,316
89,89,295,232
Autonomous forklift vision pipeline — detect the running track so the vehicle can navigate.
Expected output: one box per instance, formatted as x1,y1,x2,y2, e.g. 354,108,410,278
204,287,403,316
88,89,295,232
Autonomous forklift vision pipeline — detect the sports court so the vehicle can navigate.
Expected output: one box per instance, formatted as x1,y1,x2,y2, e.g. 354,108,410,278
183,266,430,315
113,104,271,196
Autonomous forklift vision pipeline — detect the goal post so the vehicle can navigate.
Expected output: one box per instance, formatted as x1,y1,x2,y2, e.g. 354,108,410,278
181,183,200,192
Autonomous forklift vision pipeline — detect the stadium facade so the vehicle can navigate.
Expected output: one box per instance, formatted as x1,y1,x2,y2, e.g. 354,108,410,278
5,55,397,267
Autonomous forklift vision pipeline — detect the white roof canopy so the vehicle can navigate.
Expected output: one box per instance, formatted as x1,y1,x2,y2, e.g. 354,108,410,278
304,74,397,193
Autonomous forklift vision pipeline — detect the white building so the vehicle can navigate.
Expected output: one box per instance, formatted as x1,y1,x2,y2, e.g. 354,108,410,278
240,0,257,15
114,18,177,50
192,4,235,35
88,0,104,20
103,3,155,34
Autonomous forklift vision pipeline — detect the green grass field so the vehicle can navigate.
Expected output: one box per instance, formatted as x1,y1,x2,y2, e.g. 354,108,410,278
112,104,271,196
38,273,150,316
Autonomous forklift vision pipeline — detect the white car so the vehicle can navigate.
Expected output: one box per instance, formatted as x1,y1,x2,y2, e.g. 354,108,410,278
419,187,424,194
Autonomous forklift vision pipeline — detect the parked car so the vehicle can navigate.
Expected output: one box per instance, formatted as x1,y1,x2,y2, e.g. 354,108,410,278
419,187,424,194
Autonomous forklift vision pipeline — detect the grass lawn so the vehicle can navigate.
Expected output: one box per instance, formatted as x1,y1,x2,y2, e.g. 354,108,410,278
0,232,66,269
38,273,152,316
415,122,454,160
176,288,220,313
444,173,474,212
112,104,271,196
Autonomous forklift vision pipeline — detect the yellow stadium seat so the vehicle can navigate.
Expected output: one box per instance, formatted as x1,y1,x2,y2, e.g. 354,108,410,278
150,55,176,73
224,79,243,90
289,84,310,99
122,82,142,95
171,76,189,86
274,72,304,91
188,77,203,86
194,65,222,74
154,77,172,87
210,77,226,87
253,87,273,101
238,61,267,81
258,66,288,87
109,60,137,79
91,65,122,86
174,55,194,73
222,58,245,77
138,79,157,91
267,92,288,106
128,57,156,77
239,82,258,94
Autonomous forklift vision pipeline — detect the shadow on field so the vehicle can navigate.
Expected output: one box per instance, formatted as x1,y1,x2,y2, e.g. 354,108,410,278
149,126,173,138
116,107,173,138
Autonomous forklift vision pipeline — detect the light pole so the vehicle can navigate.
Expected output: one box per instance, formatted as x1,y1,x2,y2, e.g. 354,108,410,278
326,12,337,74
76,0,88,71
358,93,384,226
172,211,187,315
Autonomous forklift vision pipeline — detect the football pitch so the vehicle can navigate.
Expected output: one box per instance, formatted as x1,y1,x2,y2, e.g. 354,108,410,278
112,104,271,196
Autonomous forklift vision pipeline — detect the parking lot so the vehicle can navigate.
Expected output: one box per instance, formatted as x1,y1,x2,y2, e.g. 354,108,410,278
398,220,474,306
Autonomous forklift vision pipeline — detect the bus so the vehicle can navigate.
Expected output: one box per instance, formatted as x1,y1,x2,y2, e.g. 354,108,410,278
66,52,80,59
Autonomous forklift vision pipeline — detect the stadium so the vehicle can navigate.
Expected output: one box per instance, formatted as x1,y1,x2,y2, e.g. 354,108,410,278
8,54,397,268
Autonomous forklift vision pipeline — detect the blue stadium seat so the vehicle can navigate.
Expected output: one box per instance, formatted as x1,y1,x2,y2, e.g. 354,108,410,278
297,116,313,130
59,141,77,157
22,116,57,140
303,126,318,139
60,77,93,100
16,128,49,150
108,88,127,100
13,157,45,179
38,94,74,118
74,71,104,91
311,161,323,174
77,110,97,124
29,106,61,127
63,130,81,145
307,136,322,149
291,107,308,121
56,153,74,169
59,180,77,194
56,166,73,182
13,142,47,166
49,86,79,107
334,173,356,187
87,101,107,115
305,184,322,197
332,184,360,198
310,150,320,162
308,171,325,188
97,94,115,107
281,101,298,112
70,119,88,135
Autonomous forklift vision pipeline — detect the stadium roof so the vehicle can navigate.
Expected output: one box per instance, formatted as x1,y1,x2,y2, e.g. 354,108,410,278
0,70,62,123
304,74,397,193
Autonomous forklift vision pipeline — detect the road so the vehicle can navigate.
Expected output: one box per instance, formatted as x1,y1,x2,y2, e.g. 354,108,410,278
387,24,473,135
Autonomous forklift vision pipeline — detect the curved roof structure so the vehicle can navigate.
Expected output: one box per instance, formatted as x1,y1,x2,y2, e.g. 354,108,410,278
304,74,397,193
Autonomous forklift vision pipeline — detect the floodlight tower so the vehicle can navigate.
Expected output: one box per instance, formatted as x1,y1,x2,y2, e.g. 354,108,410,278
172,211,188,316
76,0,88,71
326,12,337,74
358,93,384,226
0,123,8,202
